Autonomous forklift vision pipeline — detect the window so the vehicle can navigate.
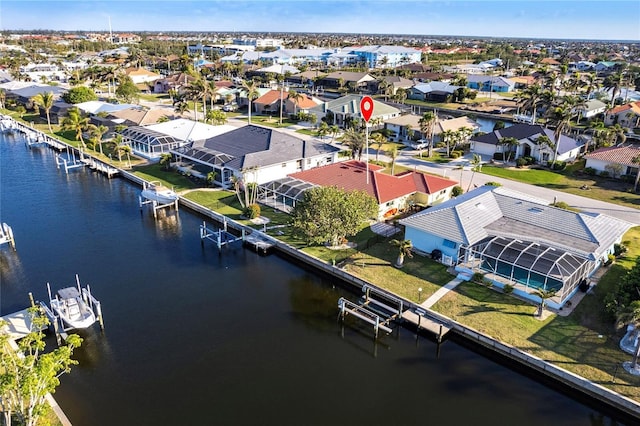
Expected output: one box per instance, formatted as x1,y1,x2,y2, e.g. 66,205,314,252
282,163,287,168
296,160,302,169
443,239,456,248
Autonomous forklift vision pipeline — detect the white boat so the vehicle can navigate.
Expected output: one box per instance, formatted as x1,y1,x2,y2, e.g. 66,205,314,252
47,276,98,330
141,181,178,205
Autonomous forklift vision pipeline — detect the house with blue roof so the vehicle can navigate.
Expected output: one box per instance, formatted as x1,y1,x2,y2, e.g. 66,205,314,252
399,185,632,309
466,75,515,93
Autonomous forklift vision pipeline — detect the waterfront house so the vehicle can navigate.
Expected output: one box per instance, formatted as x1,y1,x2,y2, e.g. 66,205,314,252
407,82,461,102
171,125,340,189
585,145,640,179
253,90,321,115
384,114,478,145
315,71,376,92
282,160,457,219
470,123,585,163
466,75,515,93
399,185,632,309
577,99,607,119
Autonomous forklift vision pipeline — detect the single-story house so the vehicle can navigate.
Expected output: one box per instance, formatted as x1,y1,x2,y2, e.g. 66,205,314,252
470,123,585,164
399,185,633,309
309,94,401,128
576,99,607,119
153,72,196,93
384,114,478,145
377,76,414,95
107,106,177,127
408,82,461,102
124,67,162,85
171,125,341,188
605,101,640,128
315,71,376,92
585,145,640,178
467,75,515,93
283,160,457,219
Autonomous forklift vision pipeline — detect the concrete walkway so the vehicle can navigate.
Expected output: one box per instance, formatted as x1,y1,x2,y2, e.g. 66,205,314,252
420,277,464,309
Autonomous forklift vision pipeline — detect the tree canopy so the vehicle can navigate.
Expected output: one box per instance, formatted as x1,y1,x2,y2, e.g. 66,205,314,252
61,86,97,104
290,186,378,247
605,256,640,317
115,76,140,104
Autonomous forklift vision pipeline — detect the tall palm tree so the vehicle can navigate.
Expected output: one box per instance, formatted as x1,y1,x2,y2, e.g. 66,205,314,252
371,131,387,161
329,125,340,143
186,78,207,122
61,108,90,148
617,300,640,373
287,89,303,115
466,154,482,192
582,72,600,100
207,80,220,111
241,79,259,124
604,71,625,109
440,129,455,157
418,111,437,158
388,146,398,175
342,128,366,160
377,79,392,101
89,124,109,155
546,105,572,165
632,155,640,193
536,134,555,164
30,91,55,133
516,84,543,122
0,88,6,109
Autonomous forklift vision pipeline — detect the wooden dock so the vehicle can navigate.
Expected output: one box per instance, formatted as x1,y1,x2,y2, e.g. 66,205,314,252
0,308,41,340
401,308,451,343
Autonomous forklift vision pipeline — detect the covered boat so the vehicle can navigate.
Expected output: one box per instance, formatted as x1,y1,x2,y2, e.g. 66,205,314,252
141,181,178,205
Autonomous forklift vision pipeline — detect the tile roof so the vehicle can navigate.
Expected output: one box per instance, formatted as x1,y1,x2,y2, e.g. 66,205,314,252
289,160,456,204
400,186,632,259
254,90,284,106
607,101,640,116
585,145,640,167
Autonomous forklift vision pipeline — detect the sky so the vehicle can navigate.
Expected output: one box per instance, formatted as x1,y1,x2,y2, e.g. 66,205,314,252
1,0,639,41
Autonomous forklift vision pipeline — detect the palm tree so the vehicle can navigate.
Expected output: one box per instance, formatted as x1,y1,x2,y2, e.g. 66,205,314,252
371,131,387,161
499,137,519,162
206,171,217,188
342,128,366,160
287,89,303,115
632,155,640,193
390,239,413,268
187,78,207,122
582,72,600,100
242,79,259,124
207,80,220,111
329,125,340,144
536,134,555,164
316,121,329,140
30,91,55,133
388,146,399,175
114,142,132,167
173,93,190,116
516,84,543,123
61,108,90,148
418,111,437,158
466,154,482,192
440,129,455,157
604,71,625,108
159,153,173,170
531,287,557,317
0,88,5,109
377,79,392,101
546,105,572,166
617,300,640,374
89,124,109,155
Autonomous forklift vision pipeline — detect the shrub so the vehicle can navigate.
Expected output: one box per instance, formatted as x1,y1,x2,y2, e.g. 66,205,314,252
243,204,261,219
516,157,527,168
583,167,597,176
551,201,571,210
604,253,615,266
484,181,502,187
471,272,485,283
503,284,514,294
449,151,463,159
523,156,536,165
451,186,464,197
614,243,628,257
599,170,610,178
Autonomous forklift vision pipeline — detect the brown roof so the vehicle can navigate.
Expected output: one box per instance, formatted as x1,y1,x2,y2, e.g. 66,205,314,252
585,145,640,167
108,107,177,126
540,58,561,65
289,160,456,204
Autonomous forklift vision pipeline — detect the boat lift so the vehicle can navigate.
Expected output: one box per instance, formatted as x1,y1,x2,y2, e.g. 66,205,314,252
338,285,405,339
56,147,85,174
200,220,245,251
139,182,179,218
0,222,16,250
42,276,105,345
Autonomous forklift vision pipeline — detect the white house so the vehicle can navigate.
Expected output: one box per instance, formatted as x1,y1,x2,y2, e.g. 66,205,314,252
399,185,632,309
585,145,640,178
171,125,341,188
470,123,585,163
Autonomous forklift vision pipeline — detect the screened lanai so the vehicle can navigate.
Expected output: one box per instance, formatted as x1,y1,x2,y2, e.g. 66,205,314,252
462,236,592,302
258,177,317,213
120,127,180,159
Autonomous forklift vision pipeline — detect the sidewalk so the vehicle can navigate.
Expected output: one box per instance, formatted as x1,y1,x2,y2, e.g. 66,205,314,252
420,277,464,309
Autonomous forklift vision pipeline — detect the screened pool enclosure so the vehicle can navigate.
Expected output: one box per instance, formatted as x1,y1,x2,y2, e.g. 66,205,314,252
257,177,317,213
462,236,592,302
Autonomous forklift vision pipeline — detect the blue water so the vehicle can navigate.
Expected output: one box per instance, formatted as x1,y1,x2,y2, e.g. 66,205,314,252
0,133,628,425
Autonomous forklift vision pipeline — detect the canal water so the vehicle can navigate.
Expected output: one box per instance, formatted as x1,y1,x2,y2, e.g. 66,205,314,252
0,134,626,425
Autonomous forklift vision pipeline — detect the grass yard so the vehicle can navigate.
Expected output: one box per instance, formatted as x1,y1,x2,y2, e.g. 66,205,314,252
433,226,640,400
343,243,453,303
133,163,199,192
413,152,452,163
481,165,640,209
295,128,317,136
240,115,300,128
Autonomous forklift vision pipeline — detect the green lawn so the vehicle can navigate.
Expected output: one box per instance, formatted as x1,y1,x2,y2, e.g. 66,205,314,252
295,128,317,136
413,152,452,163
239,115,300,128
481,165,640,209
433,226,640,401
133,164,199,192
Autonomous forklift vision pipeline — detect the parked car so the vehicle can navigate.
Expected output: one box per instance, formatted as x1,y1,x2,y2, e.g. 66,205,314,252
222,103,237,112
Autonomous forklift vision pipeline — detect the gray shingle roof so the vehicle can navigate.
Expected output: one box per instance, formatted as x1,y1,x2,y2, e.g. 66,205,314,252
471,123,584,155
186,125,339,170
400,186,632,259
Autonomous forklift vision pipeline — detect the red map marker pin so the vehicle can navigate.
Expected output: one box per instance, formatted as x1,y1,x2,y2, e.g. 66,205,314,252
360,96,374,122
